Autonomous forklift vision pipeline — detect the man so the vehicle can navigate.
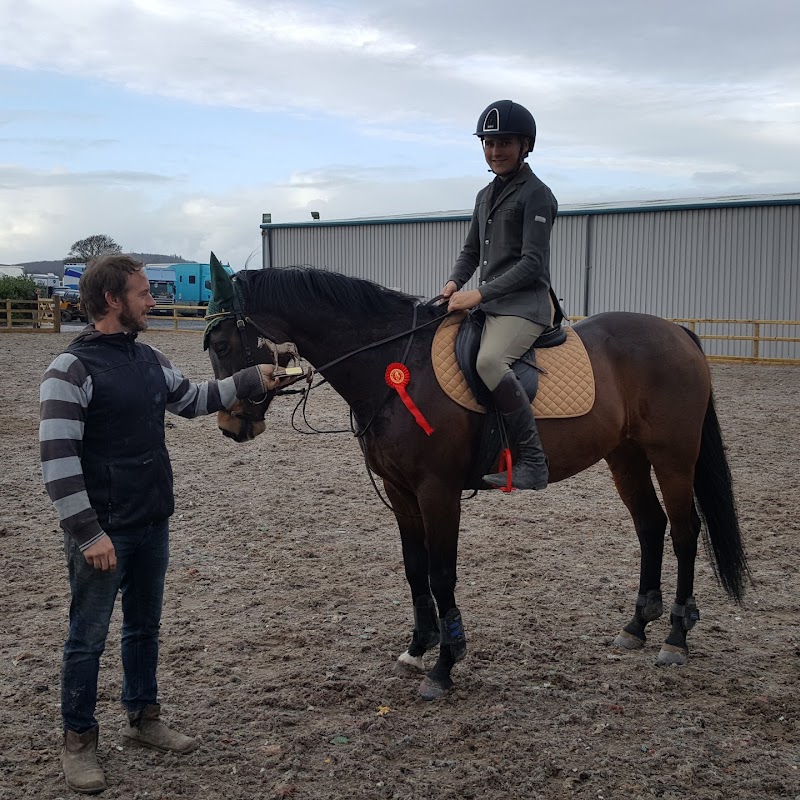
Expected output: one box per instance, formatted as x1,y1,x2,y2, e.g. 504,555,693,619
441,99,559,490
40,254,281,794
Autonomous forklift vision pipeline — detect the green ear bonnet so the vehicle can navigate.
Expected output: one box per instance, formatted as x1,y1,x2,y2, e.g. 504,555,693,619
203,252,238,350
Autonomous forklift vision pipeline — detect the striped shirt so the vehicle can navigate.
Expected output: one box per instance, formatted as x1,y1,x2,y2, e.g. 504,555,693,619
40,332,238,550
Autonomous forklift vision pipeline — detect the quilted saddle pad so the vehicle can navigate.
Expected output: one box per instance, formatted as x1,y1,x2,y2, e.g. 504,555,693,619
431,312,595,418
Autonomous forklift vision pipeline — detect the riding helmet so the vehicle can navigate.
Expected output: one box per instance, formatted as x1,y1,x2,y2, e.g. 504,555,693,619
475,100,536,153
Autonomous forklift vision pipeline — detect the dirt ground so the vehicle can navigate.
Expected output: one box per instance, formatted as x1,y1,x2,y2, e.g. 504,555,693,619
1,329,798,800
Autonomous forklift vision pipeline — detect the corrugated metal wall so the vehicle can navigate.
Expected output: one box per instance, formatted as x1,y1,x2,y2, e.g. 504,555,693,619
550,215,588,316
269,220,470,299
587,205,800,358
264,201,799,360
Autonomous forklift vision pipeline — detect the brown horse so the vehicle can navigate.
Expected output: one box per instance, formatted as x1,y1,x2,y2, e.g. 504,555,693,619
203,256,749,700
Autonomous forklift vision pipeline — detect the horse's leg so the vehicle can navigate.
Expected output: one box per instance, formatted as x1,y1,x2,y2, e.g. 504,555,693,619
414,485,465,701
606,443,667,649
383,482,441,678
650,458,703,666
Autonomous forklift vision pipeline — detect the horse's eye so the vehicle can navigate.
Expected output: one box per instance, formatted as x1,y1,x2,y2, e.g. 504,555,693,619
213,341,230,356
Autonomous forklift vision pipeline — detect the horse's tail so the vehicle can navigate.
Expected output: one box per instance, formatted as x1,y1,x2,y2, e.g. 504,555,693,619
682,326,751,604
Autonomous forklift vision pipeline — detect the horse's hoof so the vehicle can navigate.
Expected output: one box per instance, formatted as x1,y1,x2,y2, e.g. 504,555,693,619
393,651,425,678
614,630,645,650
657,643,688,666
418,676,451,701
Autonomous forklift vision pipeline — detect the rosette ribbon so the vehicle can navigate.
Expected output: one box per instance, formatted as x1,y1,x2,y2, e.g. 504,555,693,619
384,362,434,436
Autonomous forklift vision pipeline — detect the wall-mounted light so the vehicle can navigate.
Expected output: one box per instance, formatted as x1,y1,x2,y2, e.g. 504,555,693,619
262,213,272,224
311,211,320,220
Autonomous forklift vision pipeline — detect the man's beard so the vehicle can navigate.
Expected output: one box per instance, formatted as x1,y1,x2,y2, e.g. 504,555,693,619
119,299,149,332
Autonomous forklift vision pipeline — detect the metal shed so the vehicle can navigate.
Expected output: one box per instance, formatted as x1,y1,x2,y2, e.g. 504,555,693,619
260,194,800,360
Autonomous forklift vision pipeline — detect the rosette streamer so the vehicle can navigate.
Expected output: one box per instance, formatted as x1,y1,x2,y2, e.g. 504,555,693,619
384,363,434,436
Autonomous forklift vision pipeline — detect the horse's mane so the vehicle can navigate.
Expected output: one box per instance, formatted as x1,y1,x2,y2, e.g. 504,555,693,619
237,265,439,323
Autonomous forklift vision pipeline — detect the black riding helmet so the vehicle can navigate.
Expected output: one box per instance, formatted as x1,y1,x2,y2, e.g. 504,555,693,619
475,100,536,154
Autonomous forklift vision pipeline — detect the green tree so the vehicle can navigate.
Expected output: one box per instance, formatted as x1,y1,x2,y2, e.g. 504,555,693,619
0,275,38,326
64,234,122,263
0,275,37,300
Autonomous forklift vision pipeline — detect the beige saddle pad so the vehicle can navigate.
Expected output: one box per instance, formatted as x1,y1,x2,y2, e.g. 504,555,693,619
431,313,595,418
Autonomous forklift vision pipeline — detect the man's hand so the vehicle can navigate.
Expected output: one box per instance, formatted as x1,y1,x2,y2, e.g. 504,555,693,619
447,288,483,312
232,364,281,399
84,534,116,571
256,364,282,391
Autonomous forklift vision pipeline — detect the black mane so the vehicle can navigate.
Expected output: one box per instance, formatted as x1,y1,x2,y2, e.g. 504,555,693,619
236,265,440,323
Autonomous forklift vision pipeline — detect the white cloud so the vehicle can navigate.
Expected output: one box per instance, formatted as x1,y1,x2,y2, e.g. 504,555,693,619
0,0,798,263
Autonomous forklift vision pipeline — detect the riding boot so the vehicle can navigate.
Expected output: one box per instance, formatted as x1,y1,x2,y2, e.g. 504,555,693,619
482,372,548,490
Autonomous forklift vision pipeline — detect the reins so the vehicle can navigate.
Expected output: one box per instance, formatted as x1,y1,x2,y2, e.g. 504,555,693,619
208,286,452,434
311,305,446,377
206,291,464,516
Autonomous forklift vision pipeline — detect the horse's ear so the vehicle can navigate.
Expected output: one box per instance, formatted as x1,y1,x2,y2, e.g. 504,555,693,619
208,252,234,311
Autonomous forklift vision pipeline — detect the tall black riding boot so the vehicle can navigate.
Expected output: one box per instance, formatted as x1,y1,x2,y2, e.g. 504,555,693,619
482,372,548,490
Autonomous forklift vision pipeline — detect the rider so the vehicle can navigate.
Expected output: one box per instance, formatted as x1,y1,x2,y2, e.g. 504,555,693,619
441,100,559,490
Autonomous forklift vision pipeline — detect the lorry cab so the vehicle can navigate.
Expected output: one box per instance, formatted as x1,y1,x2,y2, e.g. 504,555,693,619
172,262,233,315
143,265,177,312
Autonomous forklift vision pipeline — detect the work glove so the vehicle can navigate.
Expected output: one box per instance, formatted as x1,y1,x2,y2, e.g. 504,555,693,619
232,364,277,400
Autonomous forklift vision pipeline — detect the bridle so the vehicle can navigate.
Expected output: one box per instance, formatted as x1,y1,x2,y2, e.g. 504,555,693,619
204,278,453,429
204,277,303,417
204,283,463,516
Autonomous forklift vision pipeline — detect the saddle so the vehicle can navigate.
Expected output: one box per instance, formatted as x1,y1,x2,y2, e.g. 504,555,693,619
432,312,595,418
454,309,567,407
431,311,596,489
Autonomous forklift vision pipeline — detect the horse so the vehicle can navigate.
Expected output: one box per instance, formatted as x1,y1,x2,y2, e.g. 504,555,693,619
203,256,749,701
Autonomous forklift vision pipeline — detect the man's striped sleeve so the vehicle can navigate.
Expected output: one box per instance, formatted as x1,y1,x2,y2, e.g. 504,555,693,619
39,353,104,550
149,346,237,417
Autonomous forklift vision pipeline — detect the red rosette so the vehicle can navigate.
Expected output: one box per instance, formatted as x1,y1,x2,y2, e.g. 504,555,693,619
385,362,410,389
384,362,433,436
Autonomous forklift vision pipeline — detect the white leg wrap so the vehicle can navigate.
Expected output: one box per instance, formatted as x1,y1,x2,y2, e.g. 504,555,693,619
397,650,425,672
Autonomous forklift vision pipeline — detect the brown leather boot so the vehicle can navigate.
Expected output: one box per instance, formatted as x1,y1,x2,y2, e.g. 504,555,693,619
62,726,107,794
121,704,197,754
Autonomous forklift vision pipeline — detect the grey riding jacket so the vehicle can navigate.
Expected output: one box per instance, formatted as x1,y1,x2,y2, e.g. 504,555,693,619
448,163,558,326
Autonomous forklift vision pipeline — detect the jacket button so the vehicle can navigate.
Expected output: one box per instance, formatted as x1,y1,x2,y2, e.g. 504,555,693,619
483,260,488,265
480,281,486,285
484,239,490,244
487,219,493,224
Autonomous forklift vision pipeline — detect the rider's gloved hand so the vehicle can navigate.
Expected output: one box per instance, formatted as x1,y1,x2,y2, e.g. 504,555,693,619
232,364,278,400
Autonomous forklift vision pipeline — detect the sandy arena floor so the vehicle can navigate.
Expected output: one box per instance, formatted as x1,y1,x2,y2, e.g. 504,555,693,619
1,329,798,800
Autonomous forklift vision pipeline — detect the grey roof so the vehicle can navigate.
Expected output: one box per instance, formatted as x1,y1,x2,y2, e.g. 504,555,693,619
261,192,800,229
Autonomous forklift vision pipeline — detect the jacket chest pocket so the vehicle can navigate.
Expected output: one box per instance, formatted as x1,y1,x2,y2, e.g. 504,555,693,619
488,203,523,254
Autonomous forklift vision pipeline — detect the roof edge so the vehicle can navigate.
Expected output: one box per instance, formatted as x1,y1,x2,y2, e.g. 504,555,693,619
260,193,800,230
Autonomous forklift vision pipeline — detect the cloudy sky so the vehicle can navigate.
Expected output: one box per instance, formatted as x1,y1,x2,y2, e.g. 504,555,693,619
1,0,798,267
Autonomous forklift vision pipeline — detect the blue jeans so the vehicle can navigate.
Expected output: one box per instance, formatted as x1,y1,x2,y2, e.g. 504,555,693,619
62,520,169,733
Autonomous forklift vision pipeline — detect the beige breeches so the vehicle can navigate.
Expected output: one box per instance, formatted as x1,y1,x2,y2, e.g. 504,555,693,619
475,314,547,391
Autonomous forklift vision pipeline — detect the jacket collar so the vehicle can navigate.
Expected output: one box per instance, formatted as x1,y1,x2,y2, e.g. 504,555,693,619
70,324,139,347
490,163,532,208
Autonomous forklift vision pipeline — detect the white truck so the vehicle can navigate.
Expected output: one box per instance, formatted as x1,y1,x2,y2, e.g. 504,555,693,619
62,264,86,289
144,265,177,311
30,273,62,296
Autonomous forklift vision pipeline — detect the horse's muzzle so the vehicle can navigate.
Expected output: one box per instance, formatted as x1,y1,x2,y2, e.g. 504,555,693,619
217,409,266,442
